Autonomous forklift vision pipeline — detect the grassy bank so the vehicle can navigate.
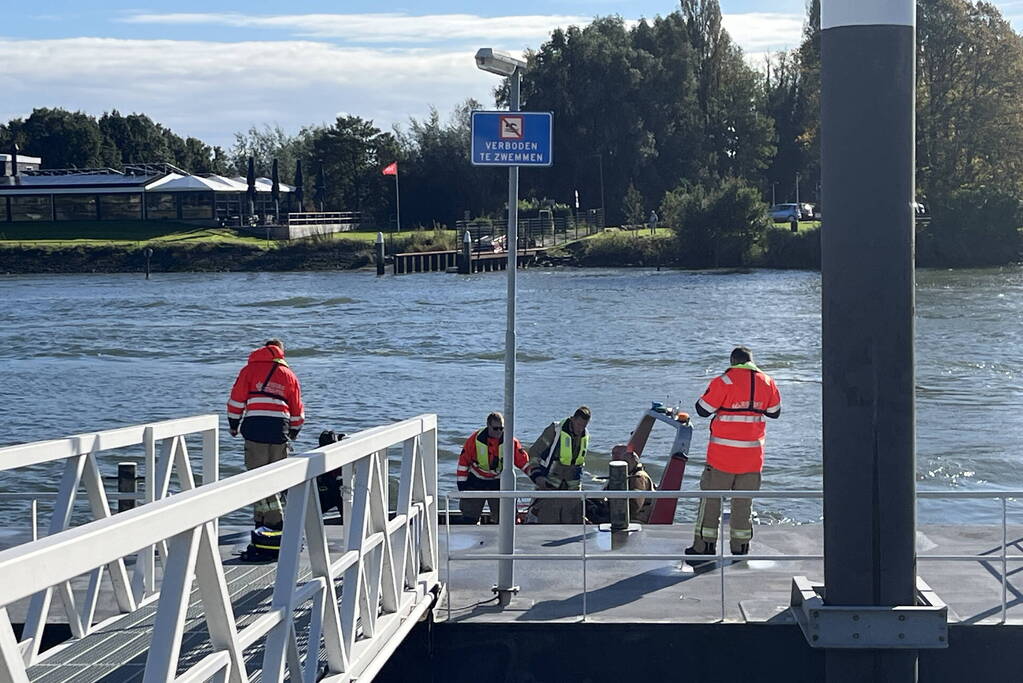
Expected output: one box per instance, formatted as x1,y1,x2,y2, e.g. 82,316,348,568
0,220,828,273
0,222,464,274
0,221,264,246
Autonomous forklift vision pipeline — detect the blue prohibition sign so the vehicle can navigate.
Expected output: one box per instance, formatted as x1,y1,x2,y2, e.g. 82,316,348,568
471,111,553,167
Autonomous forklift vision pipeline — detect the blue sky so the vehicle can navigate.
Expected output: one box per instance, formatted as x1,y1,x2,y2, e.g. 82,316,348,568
3,1,1022,149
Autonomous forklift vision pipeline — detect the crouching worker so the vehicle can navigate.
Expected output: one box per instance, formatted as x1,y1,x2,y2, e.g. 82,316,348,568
588,445,656,524
317,430,346,523
456,412,531,524
527,406,591,524
611,445,655,524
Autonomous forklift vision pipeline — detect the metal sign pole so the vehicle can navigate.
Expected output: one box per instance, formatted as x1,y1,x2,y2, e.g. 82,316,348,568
496,67,522,605
821,1,917,680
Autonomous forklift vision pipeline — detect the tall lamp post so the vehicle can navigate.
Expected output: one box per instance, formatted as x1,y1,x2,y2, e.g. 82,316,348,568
592,152,605,227
475,47,526,606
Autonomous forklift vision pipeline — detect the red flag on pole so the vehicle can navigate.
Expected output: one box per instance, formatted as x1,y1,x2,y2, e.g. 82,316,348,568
382,162,398,176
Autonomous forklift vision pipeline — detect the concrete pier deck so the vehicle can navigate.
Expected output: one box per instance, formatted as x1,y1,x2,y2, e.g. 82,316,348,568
439,523,1023,626
3,522,1019,631
3,521,1021,682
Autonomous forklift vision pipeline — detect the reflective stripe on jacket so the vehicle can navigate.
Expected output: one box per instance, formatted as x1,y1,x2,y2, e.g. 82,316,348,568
227,345,305,445
698,364,781,474
456,429,530,482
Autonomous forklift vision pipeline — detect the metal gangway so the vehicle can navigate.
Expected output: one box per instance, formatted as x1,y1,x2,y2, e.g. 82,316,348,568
0,414,440,683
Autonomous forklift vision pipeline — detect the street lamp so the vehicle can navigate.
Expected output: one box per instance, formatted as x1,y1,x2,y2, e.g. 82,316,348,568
475,46,526,607
592,152,605,227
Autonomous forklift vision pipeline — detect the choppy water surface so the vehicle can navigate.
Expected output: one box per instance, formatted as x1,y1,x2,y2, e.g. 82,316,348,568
1,267,1021,525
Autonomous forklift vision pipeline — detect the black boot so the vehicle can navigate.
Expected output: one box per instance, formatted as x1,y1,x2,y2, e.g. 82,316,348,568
729,543,749,565
684,543,716,569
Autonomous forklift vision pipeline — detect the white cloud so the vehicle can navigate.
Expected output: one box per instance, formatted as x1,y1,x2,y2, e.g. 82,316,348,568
0,12,808,149
119,12,593,46
722,12,805,53
0,37,500,146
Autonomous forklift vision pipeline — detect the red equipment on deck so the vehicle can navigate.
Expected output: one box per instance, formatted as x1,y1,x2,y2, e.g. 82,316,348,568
624,405,693,524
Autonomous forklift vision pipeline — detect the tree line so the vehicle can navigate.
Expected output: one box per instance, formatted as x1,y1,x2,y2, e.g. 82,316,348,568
2,0,1021,265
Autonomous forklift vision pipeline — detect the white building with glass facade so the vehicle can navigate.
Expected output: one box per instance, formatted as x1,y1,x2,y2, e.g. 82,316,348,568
0,163,295,224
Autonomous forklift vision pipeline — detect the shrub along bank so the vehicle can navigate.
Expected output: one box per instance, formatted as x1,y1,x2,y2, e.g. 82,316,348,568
567,225,822,270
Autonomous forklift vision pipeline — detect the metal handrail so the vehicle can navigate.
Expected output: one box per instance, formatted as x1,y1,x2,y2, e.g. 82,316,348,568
0,414,439,683
444,488,1023,624
0,415,221,602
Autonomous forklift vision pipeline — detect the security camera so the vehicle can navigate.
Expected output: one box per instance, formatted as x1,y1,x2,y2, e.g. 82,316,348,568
475,48,526,77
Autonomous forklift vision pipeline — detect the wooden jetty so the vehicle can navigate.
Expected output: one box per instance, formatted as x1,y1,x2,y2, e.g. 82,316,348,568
391,248,547,275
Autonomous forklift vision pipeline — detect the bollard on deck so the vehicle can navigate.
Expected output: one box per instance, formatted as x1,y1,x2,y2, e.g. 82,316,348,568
608,461,630,531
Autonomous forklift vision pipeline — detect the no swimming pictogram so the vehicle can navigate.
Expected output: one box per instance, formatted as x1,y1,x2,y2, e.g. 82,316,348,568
499,116,524,139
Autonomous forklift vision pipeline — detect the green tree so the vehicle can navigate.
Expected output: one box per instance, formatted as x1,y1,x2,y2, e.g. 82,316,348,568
915,0,1023,264
99,111,173,167
661,177,770,266
395,99,503,227
918,0,1023,200
309,116,398,224
6,108,105,169
505,7,774,223
623,182,645,226
230,124,316,183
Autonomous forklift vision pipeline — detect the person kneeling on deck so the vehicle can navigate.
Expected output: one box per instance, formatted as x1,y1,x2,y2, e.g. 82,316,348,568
612,445,655,524
227,339,305,535
587,445,656,524
456,412,531,524
317,430,346,523
685,346,781,567
527,406,591,524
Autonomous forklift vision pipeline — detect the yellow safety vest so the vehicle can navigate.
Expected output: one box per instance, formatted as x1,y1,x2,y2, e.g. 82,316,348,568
473,429,501,473
547,419,588,467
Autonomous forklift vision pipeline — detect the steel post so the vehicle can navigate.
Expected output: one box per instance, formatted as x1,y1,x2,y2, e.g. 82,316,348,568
821,1,917,680
375,232,385,276
496,67,521,605
461,230,472,274
608,461,629,532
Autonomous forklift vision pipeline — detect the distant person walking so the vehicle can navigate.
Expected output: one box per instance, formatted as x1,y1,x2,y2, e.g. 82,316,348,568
527,406,591,524
648,210,659,235
686,346,781,566
227,339,305,529
455,412,532,523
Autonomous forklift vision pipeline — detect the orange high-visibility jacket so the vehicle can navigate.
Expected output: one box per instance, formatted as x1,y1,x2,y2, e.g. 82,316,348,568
227,345,304,444
456,429,530,484
697,364,781,474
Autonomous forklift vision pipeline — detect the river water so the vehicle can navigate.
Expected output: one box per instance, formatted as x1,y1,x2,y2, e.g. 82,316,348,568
1,267,1021,526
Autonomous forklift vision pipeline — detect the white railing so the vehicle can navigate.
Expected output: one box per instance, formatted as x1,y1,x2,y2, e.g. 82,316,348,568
0,415,220,662
447,489,1023,624
287,211,360,227
0,414,438,683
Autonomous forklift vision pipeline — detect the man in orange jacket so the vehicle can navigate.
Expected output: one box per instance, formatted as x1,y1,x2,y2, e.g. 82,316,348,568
685,346,781,567
227,339,305,529
456,412,531,523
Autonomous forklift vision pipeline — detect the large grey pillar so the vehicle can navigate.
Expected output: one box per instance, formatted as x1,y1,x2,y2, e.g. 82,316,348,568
821,1,917,681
